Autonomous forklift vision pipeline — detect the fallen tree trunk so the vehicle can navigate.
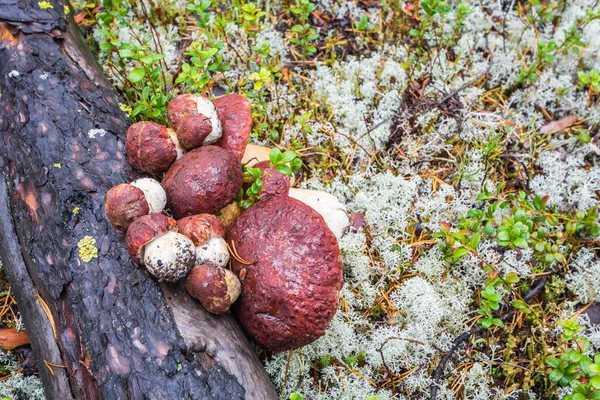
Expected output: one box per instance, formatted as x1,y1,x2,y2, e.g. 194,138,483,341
0,2,277,399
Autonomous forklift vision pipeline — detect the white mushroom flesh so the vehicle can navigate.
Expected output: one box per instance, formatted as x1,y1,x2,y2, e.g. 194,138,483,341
167,128,185,160
195,97,222,145
195,237,230,267
288,188,350,240
130,178,167,214
143,231,195,282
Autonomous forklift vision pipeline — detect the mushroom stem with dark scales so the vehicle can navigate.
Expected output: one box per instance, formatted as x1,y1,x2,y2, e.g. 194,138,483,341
126,214,195,282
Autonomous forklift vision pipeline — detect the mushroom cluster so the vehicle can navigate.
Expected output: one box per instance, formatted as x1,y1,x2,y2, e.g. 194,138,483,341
105,92,351,349
104,93,250,313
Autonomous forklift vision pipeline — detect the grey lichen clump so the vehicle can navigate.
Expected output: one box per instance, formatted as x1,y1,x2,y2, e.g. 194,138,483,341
0,350,45,400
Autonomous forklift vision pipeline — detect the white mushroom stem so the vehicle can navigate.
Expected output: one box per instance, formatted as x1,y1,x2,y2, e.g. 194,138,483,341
143,231,195,282
288,188,350,240
130,178,167,214
196,97,222,145
223,269,241,303
195,237,230,268
167,128,185,159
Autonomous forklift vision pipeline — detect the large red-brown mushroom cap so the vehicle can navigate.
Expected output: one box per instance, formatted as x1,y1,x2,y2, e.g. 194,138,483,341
162,146,243,218
126,121,183,174
227,195,343,351
105,184,149,230
126,213,177,261
185,263,241,314
214,94,252,162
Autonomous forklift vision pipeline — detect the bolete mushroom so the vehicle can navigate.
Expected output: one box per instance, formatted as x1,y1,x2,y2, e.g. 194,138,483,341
161,146,243,218
167,94,222,150
104,178,167,230
214,94,252,162
126,121,183,174
227,195,343,351
126,213,195,282
185,263,241,314
177,214,230,268
288,188,349,240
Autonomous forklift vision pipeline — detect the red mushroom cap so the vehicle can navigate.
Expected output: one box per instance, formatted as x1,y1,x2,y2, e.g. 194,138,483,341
162,146,243,218
227,195,343,351
126,121,179,174
185,263,240,314
214,94,252,162
251,161,290,197
105,184,149,230
167,94,213,150
126,213,177,261
177,214,226,245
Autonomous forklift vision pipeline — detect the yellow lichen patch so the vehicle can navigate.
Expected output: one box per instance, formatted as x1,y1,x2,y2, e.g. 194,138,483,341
119,103,132,114
38,1,53,9
53,163,61,168
64,5,70,15
78,236,98,263
72,207,80,215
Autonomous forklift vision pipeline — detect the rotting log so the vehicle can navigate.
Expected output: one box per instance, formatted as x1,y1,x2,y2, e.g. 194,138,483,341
0,2,277,399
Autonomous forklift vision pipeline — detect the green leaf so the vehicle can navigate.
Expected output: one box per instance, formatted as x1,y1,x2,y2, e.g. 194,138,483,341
549,369,564,382
480,318,492,329
569,350,583,363
469,233,481,250
269,148,282,164
513,237,528,248
513,300,527,309
505,272,520,284
591,376,600,389
281,150,297,163
452,247,470,260
289,392,303,400
291,158,303,172
275,164,292,177
590,391,600,400
572,394,586,400
545,357,561,368
119,49,136,58
491,318,504,327
128,68,146,83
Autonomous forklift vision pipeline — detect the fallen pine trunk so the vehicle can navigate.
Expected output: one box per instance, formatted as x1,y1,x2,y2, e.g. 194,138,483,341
0,2,277,399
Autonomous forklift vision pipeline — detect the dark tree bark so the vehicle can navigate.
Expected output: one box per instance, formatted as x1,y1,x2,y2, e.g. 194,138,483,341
0,2,277,399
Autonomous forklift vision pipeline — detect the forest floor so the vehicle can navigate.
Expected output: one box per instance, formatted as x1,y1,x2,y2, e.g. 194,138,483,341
2,0,600,399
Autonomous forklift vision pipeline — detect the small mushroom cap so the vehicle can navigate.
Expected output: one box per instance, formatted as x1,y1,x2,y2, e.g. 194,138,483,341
251,161,290,197
130,178,167,214
176,214,225,245
126,121,181,174
214,94,252,162
195,237,230,268
185,264,241,314
167,94,222,150
105,184,149,230
126,213,177,261
162,146,243,218
143,231,195,282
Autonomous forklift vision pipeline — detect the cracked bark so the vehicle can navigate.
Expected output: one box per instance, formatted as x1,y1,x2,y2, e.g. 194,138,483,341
0,2,277,399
